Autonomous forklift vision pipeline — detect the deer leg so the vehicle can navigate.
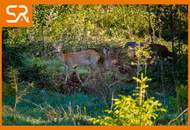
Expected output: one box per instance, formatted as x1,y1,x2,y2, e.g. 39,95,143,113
64,66,70,83
64,74,68,83
64,71,70,83
76,72,83,84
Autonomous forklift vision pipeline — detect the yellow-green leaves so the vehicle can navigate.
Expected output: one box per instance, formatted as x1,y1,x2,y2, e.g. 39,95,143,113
89,73,166,126
133,73,151,106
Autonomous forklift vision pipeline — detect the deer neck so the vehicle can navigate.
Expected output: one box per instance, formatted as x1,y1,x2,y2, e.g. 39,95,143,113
104,54,111,60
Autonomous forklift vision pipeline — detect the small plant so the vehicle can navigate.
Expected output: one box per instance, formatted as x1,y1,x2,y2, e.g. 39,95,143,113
90,73,166,126
135,45,152,75
44,103,90,125
169,84,188,125
176,84,188,112
8,67,33,120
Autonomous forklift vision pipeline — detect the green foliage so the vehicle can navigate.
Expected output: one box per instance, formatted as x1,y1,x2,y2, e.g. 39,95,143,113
176,85,188,111
133,73,152,106
2,43,22,74
4,28,29,46
3,5,188,48
35,5,153,48
3,61,22,96
90,73,166,126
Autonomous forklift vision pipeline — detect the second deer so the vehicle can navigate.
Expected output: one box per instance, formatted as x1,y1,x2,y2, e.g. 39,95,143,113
103,47,119,71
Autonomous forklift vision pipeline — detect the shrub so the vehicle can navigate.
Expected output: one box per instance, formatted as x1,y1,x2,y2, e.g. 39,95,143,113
5,67,34,120
90,73,166,126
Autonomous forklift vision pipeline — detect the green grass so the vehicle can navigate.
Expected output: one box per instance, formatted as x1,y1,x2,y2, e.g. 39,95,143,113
2,88,106,125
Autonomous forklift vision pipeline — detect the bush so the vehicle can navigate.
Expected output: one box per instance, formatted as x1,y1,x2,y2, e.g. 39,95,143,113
176,85,188,111
90,73,166,126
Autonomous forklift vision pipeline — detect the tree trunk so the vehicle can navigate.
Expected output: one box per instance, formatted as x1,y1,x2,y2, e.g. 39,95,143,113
41,25,46,56
178,6,182,63
156,5,162,39
13,74,18,120
170,5,178,95
147,5,154,44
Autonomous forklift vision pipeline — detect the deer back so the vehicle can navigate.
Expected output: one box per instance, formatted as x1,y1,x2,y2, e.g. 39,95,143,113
59,50,100,68
149,44,172,58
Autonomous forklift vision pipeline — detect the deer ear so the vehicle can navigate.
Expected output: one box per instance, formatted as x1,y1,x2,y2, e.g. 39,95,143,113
103,47,107,54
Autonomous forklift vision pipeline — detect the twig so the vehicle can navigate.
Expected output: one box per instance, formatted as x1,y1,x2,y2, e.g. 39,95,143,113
22,99,44,110
168,108,188,125
107,78,125,88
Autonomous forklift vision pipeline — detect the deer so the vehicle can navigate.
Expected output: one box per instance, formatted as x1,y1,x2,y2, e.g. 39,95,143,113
102,47,137,82
103,47,120,71
125,41,173,61
53,44,100,84
148,44,173,58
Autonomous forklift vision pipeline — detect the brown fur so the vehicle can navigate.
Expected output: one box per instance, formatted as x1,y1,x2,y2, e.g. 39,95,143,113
59,50,100,68
149,44,173,58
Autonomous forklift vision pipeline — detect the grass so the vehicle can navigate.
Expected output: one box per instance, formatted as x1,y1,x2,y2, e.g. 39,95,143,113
2,88,107,125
